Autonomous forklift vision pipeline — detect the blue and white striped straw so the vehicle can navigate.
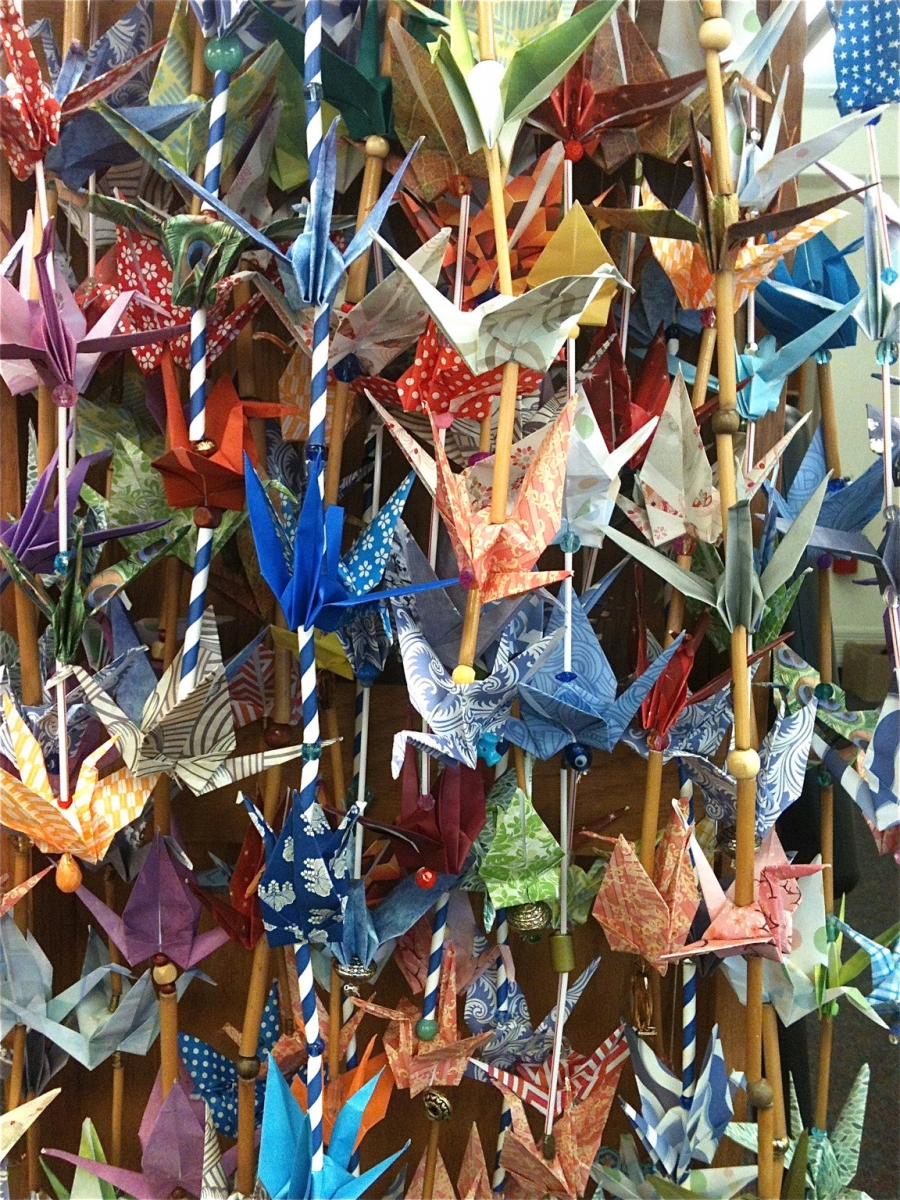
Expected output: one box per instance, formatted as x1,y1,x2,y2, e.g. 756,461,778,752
303,0,328,459
419,890,449,1034
495,908,509,1022
681,958,697,1108
492,1099,513,1194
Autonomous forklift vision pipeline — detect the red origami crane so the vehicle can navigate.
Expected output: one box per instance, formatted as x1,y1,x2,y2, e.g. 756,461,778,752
357,319,544,424
584,322,670,467
389,745,486,877
192,821,266,950
151,348,286,512
79,229,263,375
0,0,163,180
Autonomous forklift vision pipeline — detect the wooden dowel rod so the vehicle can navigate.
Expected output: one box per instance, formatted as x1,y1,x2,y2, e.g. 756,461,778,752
691,323,717,410
814,1012,833,1132
7,1025,26,1111
110,1053,124,1167
104,869,123,1006
324,698,345,806
157,984,179,1099
421,1119,442,1200
816,359,842,478
379,1,402,75
328,960,342,1082
25,1093,40,1194
456,586,482,672
639,749,664,876
764,1004,787,1199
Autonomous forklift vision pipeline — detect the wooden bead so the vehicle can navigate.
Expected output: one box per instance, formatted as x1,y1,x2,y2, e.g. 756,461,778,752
265,721,293,749
711,408,741,435
568,325,580,340
699,17,732,51
452,665,476,685
55,853,83,893
153,961,178,986
237,1055,260,1080
727,748,761,780
194,506,223,529
747,1078,774,1110
365,135,390,159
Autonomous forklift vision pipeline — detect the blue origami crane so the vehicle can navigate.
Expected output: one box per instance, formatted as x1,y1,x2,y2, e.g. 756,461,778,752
245,453,448,635
503,587,683,761
179,982,279,1139
160,118,419,316
754,231,861,352
831,918,900,1040
832,0,900,116
618,1024,745,1186
390,603,561,773
242,788,361,949
813,693,900,832
257,1053,407,1200
678,700,818,840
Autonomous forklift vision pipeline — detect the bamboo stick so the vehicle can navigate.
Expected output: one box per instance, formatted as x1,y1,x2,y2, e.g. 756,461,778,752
421,1120,441,1200
639,750,664,877
763,1004,787,1198
691,321,718,409
25,1093,40,1195
154,961,180,1099
698,2,773,1173
110,1053,124,1167
328,960,342,1082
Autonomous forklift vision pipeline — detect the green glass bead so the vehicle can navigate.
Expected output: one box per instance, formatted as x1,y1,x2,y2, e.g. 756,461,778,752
416,1018,439,1042
814,682,835,701
204,36,243,74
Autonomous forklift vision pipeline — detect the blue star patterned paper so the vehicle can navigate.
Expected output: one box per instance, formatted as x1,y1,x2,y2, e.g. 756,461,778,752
832,0,900,116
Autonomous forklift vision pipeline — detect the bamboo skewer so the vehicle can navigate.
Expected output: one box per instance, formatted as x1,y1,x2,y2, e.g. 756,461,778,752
763,1003,787,1198
698,6,773,1194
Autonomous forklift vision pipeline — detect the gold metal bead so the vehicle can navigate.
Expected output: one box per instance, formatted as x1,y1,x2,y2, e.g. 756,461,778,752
727,748,761,780
507,901,552,935
422,1089,453,1122
773,1137,792,1158
698,17,732,52
191,438,217,457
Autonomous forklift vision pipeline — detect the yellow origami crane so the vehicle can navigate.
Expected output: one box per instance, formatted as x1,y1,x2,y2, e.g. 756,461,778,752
0,696,156,875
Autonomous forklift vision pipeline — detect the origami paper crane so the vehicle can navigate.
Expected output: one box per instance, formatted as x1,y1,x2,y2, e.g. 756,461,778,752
242,784,362,949
0,693,156,867
465,956,602,1077
488,1036,628,1200
424,0,618,170
584,323,671,467
528,201,620,328
373,395,573,604
479,779,564,911
503,584,684,760
591,799,699,974
766,425,893,563
256,1051,405,1200
359,320,544,424
161,117,417,319
813,692,900,833
593,1132,758,1200
80,227,263,376
0,221,187,403
192,819,266,950
0,923,184,1070
227,629,302,729
831,918,900,1040
832,0,900,115
754,230,861,353
0,447,166,594
0,0,163,180
0,866,52,917
42,1117,118,1200
664,828,823,964
373,232,623,376
75,833,230,969
595,154,854,313
355,942,492,1096
386,745,486,877
389,603,560,773
46,1060,212,1200
728,1065,871,1200
0,1090,59,1162
558,389,657,549
679,699,818,841
179,982,279,1139
406,1122,491,1200
605,477,828,638
618,1024,745,1187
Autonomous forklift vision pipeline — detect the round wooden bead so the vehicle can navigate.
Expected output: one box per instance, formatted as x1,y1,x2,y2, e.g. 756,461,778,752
452,665,476,685
711,408,741,435
698,17,732,51
365,135,390,160
568,324,580,340
747,1078,774,1110
194,506,223,529
727,748,760,780
152,961,178,986
237,1055,260,1081
55,853,83,893
265,722,293,749
191,438,217,457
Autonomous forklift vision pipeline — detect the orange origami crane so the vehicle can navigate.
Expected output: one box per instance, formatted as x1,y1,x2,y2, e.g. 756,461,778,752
79,229,263,376
0,696,156,868
353,943,491,1096
589,798,699,975
399,146,563,302
292,1039,393,1146
358,319,544,424
370,396,574,604
0,0,162,180
407,1123,492,1200
151,349,287,512
662,828,824,964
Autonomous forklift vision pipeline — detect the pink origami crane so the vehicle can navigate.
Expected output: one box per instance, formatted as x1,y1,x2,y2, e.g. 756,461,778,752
0,0,162,180
354,943,490,1096
590,799,699,974
662,829,824,963
371,395,574,603
0,866,52,916
407,1122,492,1200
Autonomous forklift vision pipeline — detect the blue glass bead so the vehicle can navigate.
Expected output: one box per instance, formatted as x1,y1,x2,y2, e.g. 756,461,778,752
53,551,72,574
559,530,582,554
564,742,592,772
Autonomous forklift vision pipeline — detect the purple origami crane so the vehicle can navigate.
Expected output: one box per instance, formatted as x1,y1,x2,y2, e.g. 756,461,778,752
0,220,188,405
75,834,229,969
0,447,167,593
45,1060,207,1199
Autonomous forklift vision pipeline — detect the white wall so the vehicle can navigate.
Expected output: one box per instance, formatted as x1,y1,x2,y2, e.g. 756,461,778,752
794,26,898,659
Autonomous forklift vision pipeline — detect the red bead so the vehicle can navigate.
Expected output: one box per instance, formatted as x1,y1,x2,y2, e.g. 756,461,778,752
564,140,584,162
265,722,293,749
153,953,170,967
416,867,438,890
194,506,223,529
